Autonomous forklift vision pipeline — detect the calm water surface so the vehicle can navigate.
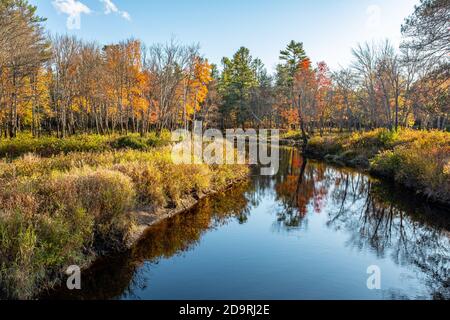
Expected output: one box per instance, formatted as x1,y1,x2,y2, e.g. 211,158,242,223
52,148,450,300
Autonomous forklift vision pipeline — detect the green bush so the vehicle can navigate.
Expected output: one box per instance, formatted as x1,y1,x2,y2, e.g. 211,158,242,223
0,183,94,299
371,150,402,177
306,136,344,156
111,136,148,150
0,132,172,159
147,129,172,148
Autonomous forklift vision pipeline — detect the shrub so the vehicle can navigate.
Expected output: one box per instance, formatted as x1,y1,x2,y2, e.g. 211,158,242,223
306,136,343,156
371,150,402,177
0,182,94,299
112,135,148,150
147,129,172,148
211,164,249,189
372,137,450,203
0,132,172,159
0,134,112,158
113,162,166,207
306,129,450,204
281,130,303,141
44,169,136,244
0,145,249,298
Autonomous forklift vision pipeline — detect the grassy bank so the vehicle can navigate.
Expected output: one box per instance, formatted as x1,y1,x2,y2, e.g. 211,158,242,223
304,129,450,205
0,147,248,299
0,131,172,159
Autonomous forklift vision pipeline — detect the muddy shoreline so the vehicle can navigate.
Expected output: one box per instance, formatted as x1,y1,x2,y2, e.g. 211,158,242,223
125,174,249,247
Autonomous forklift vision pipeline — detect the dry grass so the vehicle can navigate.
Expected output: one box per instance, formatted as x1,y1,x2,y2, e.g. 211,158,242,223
306,129,450,204
0,147,248,299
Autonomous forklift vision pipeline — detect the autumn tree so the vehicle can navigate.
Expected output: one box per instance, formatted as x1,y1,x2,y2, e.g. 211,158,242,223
276,41,310,133
331,68,358,131
199,64,221,128
142,40,204,131
0,0,50,137
50,35,82,137
184,57,212,124
293,58,317,144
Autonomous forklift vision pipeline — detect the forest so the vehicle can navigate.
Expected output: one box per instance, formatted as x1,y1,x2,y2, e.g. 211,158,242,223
1,0,448,140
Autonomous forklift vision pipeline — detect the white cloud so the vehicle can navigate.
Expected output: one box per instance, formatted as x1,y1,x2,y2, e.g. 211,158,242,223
121,11,131,21
52,0,91,30
101,0,118,14
100,0,131,21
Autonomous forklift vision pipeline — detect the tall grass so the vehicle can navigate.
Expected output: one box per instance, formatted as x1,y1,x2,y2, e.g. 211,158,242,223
306,129,450,204
0,147,248,299
0,131,172,159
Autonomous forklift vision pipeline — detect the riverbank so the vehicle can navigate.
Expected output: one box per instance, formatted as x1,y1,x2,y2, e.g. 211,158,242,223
0,147,248,299
126,176,249,248
42,147,450,300
303,129,450,206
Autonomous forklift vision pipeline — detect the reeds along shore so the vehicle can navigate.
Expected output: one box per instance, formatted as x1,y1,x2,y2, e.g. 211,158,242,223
303,129,450,206
0,138,249,299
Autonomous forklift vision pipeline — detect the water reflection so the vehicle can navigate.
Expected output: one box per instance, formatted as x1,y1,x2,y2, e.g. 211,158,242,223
271,148,449,299
46,183,252,300
47,147,450,300
328,180,449,299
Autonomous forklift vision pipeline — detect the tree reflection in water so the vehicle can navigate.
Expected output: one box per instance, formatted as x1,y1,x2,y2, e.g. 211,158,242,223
273,147,449,299
274,148,330,229
46,147,449,300
45,183,253,300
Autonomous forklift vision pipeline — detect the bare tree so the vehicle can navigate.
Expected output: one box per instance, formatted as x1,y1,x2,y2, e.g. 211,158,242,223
402,0,450,61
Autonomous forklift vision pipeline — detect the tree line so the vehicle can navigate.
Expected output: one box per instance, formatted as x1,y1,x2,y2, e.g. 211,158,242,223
214,0,448,140
1,1,212,138
0,0,448,139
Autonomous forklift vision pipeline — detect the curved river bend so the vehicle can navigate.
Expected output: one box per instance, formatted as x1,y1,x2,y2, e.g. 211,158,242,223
50,147,450,300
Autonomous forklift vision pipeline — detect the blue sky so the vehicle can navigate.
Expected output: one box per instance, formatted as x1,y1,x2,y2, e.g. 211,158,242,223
30,0,420,71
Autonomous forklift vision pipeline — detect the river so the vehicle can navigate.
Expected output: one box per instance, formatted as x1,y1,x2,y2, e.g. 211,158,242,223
48,147,450,300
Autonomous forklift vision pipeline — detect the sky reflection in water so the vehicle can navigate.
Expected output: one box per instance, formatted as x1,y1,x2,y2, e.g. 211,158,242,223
50,147,450,300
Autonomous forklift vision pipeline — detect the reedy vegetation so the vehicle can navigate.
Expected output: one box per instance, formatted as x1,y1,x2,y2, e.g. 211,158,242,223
0,130,172,158
0,145,248,299
306,129,450,205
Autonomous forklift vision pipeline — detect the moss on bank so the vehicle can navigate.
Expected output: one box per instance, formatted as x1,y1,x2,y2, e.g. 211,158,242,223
304,129,450,205
0,147,248,299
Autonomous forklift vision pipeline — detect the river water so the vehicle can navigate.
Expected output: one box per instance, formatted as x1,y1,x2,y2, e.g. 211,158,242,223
51,147,450,300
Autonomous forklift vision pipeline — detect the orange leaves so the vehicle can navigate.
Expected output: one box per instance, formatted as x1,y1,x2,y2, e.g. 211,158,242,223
183,57,213,120
300,58,312,71
291,60,332,121
103,39,155,122
281,108,300,128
